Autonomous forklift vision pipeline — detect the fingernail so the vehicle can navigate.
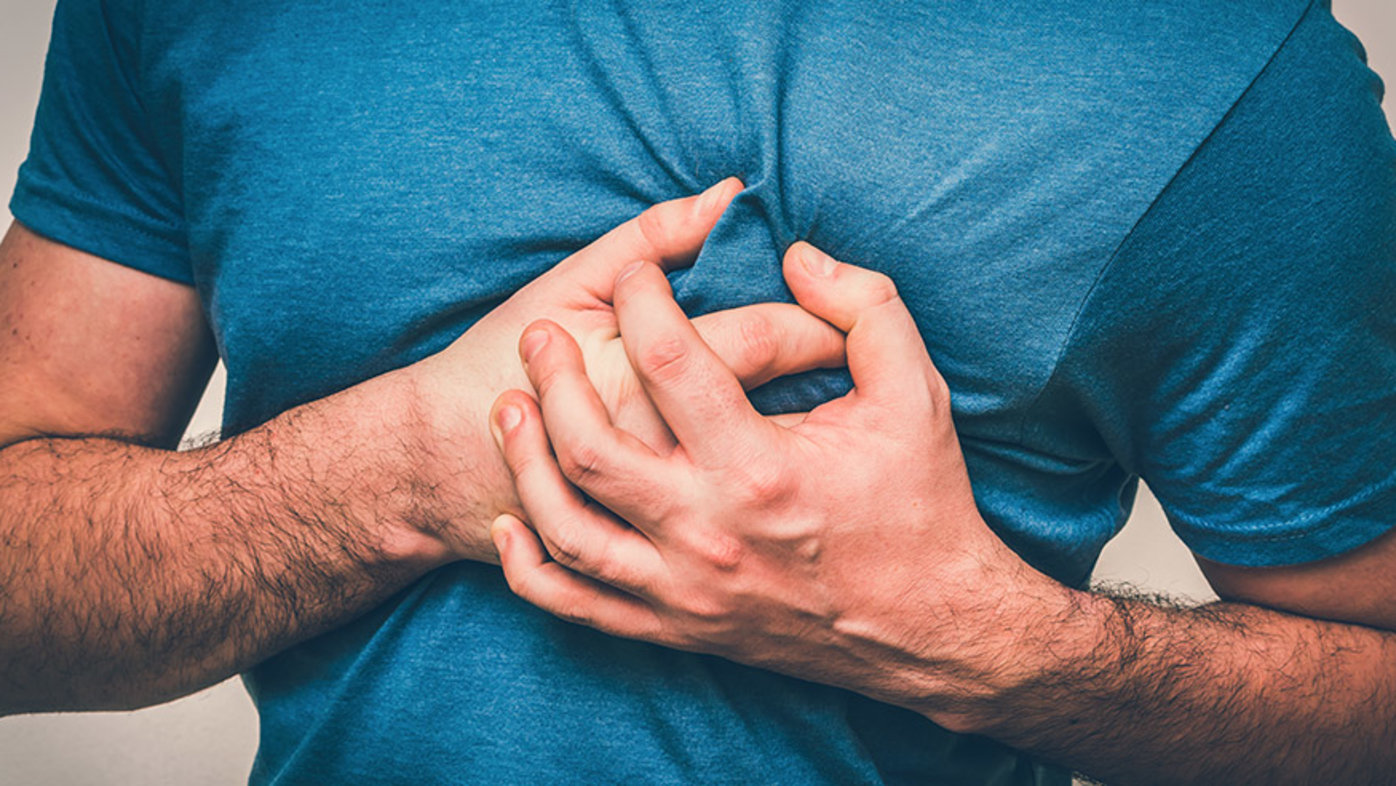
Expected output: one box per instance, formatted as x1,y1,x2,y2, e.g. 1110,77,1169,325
498,404,523,433
800,243,837,277
490,517,510,550
695,180,725,216
617,260,646,285
521,328,549,362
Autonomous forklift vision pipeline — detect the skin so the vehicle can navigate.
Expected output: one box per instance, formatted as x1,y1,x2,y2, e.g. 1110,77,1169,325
490,243,1396,785
0,180,849,714
5,160,1392,779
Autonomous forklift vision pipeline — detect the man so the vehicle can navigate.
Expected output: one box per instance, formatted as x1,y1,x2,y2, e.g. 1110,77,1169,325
1,1,1392,784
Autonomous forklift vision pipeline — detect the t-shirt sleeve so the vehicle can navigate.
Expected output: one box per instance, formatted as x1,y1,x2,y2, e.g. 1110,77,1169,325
1036,3,1396,568
9,0,191,284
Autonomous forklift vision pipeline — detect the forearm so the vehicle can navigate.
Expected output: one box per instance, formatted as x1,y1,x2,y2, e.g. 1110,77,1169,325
949,584,1396,785
0,373,459,715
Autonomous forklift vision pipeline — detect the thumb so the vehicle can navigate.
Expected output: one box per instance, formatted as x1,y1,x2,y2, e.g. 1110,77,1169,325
781,242,945,408
554,177,744,300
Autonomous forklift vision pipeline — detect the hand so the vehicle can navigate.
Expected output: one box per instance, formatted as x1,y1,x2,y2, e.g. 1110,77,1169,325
405,181,846,563
488,242,1064,729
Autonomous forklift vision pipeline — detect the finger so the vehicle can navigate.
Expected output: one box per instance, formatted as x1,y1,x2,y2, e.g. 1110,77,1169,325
612,261,776,465
557,178,743,300
517,318,685,522
782,242,947,411
492,515,666,640
491,390,666,593
691,303,846,390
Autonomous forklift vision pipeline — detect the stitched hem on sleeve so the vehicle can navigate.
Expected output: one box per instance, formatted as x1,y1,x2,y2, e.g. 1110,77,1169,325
1167,472,1396,567
8,175,193,286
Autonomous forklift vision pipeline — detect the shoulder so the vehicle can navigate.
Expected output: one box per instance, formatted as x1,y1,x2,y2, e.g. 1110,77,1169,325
1031,0,1396,567
1076,0,1394,380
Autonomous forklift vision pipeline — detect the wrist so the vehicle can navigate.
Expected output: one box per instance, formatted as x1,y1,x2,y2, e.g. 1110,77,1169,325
375,367,469,566
392,357,518,563
271,367,459,572
908,553,1094,735
950,581,1120,738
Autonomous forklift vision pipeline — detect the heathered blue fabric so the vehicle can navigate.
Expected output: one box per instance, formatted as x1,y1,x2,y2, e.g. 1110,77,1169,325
11,0,1395,783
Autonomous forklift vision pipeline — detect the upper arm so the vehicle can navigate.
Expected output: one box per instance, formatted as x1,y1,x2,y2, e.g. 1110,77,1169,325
1126,8,1396,627
0,222,216,450
2,0,214,449
1198,528,1396,632
1034,5,1395,599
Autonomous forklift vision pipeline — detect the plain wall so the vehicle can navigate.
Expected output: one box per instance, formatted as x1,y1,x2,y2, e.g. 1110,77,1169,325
0,2,1391,783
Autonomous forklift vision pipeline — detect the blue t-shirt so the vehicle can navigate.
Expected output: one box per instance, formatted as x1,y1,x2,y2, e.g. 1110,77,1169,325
13,0,1396,783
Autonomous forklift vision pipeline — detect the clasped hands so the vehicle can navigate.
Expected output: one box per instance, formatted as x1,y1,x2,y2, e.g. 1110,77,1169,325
483,180,1066,729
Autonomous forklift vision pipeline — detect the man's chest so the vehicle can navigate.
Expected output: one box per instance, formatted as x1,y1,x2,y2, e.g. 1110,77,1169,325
133,0,1279,439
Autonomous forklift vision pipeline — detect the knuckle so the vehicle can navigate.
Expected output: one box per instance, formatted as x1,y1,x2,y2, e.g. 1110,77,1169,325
925,370,952,410
633,205,674,259
553,599,594,627
591,556,628,588
863,271,900,305
637,334,692,385
500,565,526,596
544,525,585,569
730,459,793,507
692,532,746,573
594,558,642,594
558,440,607,483
531,362,565,399
504,446,538,479
587,529,638,588
736,312,780,371
679,590,731,622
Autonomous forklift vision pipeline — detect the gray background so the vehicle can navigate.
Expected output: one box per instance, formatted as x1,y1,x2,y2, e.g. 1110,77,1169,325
0,1,1391,783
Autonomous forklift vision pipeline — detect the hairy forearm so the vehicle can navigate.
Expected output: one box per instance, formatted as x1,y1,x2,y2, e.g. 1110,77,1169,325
958,586,1396,784
0,375,455,715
